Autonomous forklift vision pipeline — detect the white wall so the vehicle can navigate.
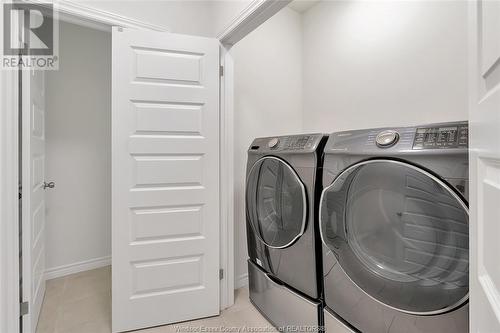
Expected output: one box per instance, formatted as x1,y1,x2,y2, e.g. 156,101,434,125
302,0,468,132
231,7,303,285
80,0,214,36
211,0,253,36
45,21,111,272
77,0,268,38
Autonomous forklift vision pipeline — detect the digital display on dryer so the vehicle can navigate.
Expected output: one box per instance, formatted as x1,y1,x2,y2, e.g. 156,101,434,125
282,136,313,150
413,125,468,149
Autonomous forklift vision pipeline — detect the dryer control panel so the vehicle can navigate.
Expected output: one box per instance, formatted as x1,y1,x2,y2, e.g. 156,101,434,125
412,124,468,150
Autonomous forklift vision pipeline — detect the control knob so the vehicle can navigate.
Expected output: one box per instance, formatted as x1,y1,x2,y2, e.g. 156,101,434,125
376,130,399,147
268,138,280,148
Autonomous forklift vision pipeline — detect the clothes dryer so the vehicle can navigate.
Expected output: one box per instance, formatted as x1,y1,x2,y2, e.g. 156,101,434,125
320,122,469,333
246,134,327,330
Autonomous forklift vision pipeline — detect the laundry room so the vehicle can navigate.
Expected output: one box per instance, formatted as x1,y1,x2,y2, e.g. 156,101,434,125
231,0,468,293
2,1,498,333
231,1,469,332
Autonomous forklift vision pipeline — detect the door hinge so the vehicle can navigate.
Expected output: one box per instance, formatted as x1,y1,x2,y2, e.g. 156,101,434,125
219,65,224,77
219,268,224,280
20,302,29,316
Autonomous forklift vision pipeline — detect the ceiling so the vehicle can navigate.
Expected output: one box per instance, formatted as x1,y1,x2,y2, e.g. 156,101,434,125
287,0,320,13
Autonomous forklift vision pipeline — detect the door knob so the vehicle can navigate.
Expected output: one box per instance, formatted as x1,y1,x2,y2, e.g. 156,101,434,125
43,181,55,190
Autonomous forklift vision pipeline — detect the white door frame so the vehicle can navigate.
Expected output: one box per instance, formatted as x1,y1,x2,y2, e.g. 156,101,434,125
217,0,292,47
0,65,21,333
217,0,291,306
1,0,291,329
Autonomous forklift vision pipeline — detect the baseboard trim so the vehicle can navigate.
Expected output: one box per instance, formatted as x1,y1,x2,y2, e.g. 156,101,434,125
44,256,111,280
235,273,249,289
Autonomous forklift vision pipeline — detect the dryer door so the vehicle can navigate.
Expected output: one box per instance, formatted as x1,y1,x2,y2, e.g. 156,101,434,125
320,159,469,315
246,156,307,249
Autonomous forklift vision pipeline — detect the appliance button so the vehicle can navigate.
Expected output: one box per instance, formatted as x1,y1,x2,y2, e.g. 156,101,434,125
376,130,399,147
268,138,280,148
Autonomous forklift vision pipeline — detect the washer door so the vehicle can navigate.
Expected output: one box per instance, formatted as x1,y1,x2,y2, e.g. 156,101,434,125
246,156,307,249
320,160,469,315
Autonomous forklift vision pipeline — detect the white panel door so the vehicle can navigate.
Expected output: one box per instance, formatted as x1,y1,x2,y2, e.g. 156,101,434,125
21,69,46,333
469,1,500,332
112,28,220,332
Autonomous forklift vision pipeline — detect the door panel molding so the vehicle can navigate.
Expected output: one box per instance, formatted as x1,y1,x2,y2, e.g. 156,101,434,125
476,157,500,322
112,28,220,332
470,0,500,331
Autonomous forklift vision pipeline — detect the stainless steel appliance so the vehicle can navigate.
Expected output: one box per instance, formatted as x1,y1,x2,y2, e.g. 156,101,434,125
320,122,469,333
246,134,327,330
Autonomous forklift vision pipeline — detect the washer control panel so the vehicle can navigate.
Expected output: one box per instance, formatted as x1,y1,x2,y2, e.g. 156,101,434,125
413,124,468,149
330,122,468,153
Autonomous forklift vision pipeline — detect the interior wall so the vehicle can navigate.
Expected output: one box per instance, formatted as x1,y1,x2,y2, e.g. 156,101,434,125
45,21,111,272
231,7,303,286
211,0,254,37
302,0,468,132
79,0,214,36
69,1,262,38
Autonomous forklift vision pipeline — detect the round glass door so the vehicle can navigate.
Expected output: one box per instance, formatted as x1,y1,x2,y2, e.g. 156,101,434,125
320,160,469,314
246,157,307,248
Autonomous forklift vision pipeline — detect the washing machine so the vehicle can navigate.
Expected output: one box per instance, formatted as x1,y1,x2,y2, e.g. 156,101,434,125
246,133,327,330
319,122,469,333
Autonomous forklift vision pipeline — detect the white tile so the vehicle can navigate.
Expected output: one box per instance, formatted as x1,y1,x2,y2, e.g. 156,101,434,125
38,268,257,333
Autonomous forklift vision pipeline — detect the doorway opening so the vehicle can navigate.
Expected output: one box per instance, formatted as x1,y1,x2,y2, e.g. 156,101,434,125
20,18,112,333
20,6,227,333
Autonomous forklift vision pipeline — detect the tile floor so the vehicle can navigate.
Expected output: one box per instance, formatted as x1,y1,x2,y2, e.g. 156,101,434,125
37,266,274,333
